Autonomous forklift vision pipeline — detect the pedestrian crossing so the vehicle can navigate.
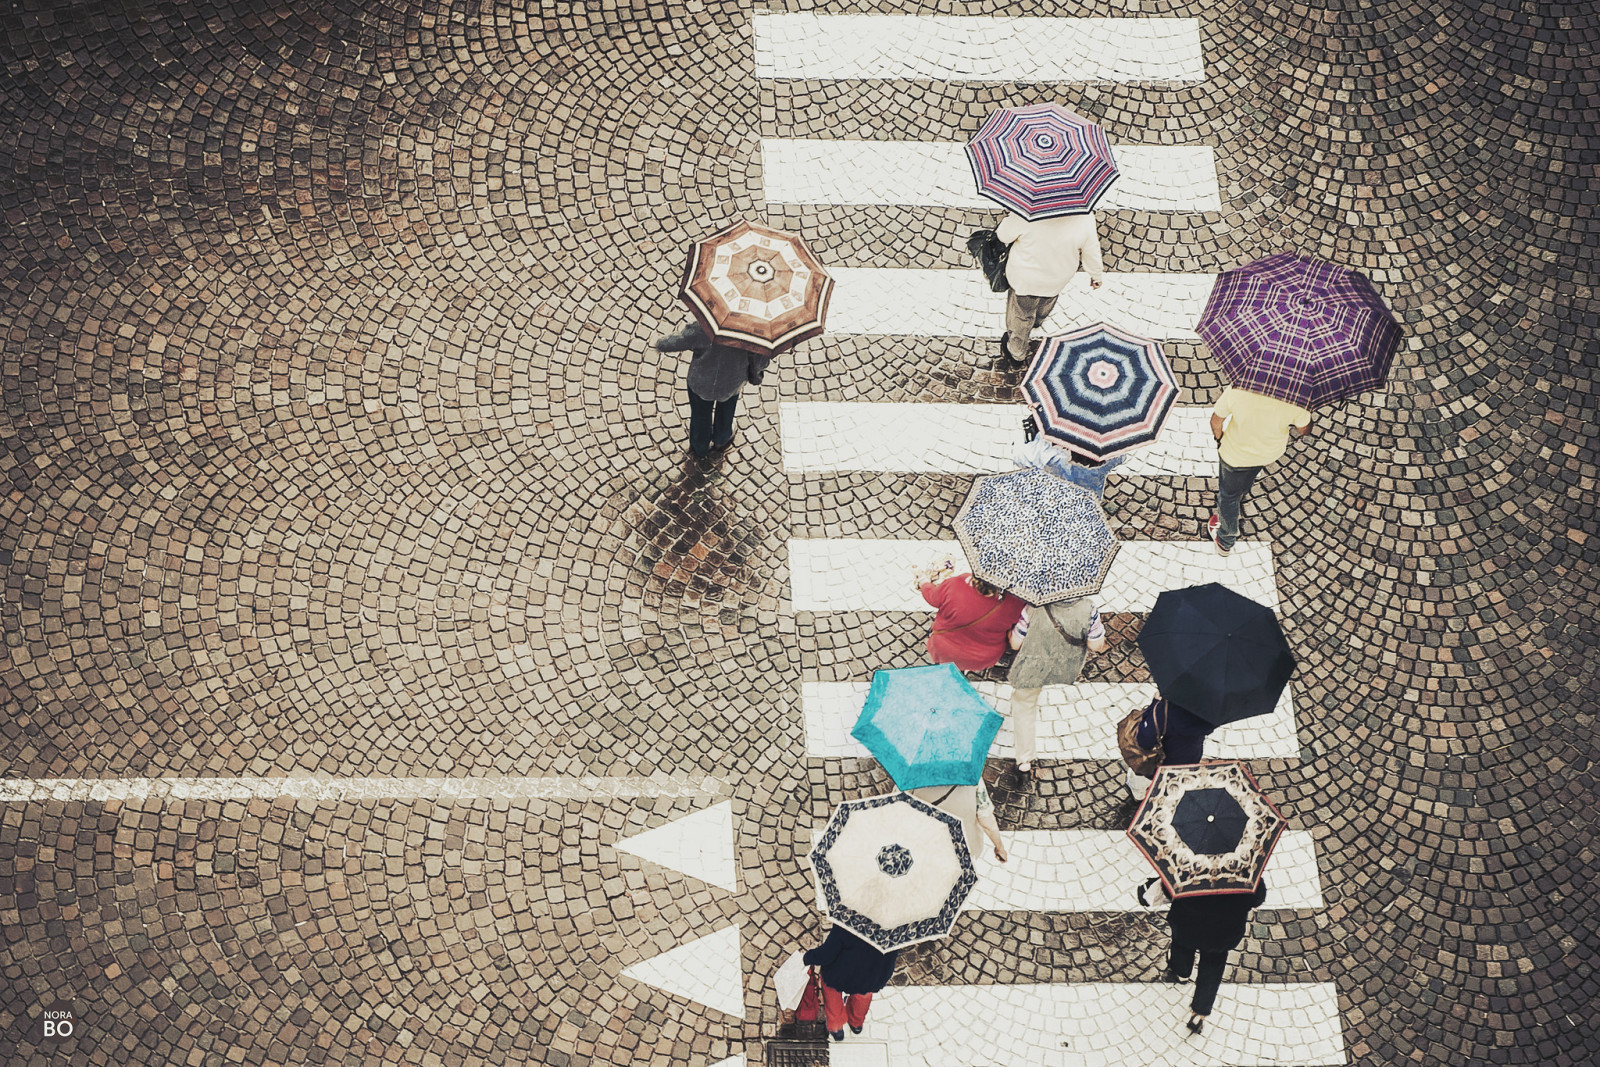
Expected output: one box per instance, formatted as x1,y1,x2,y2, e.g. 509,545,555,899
858,983,1345,1066
752,14,1207,82
778,403,1215,476
825,268,1213,340
802,681,1300,762
762,140,1221,213
967,829,1323,912
788,538,1279,614
753,7,1344,1064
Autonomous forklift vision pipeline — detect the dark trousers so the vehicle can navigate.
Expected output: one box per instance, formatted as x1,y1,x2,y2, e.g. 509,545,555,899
1169,941,1230,1016
1215,457,1265,550
686,388,738,457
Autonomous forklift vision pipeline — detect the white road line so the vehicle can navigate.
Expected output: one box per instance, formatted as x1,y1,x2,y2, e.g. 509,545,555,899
825,268,1213,340
752,14,1206,83
965,829,1323,911
788,539,1278,614
0,776,735,803
802,681,1299,761
762,141,1221,213
778,403,1214,476
865,982,1346,1066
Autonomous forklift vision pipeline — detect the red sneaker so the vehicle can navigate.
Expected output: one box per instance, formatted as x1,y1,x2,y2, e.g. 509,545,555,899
1206,515,1229,556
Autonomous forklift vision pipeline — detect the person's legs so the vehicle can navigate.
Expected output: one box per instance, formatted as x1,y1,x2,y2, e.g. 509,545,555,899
845,992,872,1030
710,392,740,449
1009,686,1041,769
1005,293,1058,361
1215,457,1263,551
1190,950,1229,1016
1168,941,1197,980
686,388,715,457
1127,767,1152,800
820,981,848,1034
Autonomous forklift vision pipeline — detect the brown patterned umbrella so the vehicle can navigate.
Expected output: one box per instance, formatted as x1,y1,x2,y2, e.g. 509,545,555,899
679,220,833,354
1126,760,1287,898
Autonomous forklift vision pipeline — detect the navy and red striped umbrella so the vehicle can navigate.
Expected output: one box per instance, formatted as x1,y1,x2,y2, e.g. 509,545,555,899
966,104,1119,219
1022,322,1181,461
1197,252,1400,409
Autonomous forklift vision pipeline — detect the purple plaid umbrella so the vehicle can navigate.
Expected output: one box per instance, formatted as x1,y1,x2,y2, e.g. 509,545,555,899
966,104,1119,219
1023,322,1181,461
1197,252,1401,409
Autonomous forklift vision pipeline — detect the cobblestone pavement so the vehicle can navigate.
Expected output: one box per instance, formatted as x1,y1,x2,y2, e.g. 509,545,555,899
1,2,1597,1065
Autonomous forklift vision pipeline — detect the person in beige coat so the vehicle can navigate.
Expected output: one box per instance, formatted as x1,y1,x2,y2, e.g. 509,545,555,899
996,211,1104,365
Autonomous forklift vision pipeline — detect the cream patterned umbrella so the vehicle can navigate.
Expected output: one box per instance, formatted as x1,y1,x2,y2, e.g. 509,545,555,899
808,792,977,952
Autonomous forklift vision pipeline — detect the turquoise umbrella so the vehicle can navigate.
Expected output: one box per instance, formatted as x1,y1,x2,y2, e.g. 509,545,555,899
851,664,1004,790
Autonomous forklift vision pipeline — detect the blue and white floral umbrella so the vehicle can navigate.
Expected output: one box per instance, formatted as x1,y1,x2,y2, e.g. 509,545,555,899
808,792,977,952
954,468,1119,604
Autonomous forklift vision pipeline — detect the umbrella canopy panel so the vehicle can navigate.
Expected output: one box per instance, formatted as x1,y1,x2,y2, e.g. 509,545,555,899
954,468,1119,604
679,219,834,354
1023,322,1181,460
1137,582,1296,726
809,792,978,952
851,664,1004,791
1197,251,1400,409
966,103,1120,219
1127,761,1287,898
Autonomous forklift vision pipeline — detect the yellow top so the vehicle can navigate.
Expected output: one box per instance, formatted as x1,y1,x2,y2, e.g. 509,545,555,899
1214,387,1312,467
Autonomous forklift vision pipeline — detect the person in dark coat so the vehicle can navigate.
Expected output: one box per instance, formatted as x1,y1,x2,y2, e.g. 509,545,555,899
656,321,771,458
801,925,898,1042
1125,696,1215,799
1155,878,1269,1034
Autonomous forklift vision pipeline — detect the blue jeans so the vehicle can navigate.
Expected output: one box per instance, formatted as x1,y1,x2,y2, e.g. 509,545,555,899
687,388,738,456
1216,457,1264,550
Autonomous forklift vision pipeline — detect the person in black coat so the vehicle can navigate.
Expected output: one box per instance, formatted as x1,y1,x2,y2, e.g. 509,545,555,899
1152,878,1268,1034
656,321,771,458
1126,696,1216,799
801,925,898,1042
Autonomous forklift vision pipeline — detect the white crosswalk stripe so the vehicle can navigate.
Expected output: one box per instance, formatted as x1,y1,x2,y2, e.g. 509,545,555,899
779,403,1215,476
966,829,1323,911
802,681,1300,762
762,140,1221,212
752,14,1207,82
788,538,1278,614
825,267,1213,340
860,982,1346,1066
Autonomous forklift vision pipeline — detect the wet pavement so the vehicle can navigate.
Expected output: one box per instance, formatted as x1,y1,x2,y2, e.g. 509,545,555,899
1,2,1597,1065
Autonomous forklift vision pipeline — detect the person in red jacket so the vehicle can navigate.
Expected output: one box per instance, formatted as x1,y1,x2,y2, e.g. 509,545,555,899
920,571,1026,673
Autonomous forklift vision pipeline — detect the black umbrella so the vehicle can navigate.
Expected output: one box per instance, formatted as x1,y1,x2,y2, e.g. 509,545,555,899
1136,583,1295,726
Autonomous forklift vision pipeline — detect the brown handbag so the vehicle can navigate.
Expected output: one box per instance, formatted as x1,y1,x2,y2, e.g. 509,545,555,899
1117,698,1169,777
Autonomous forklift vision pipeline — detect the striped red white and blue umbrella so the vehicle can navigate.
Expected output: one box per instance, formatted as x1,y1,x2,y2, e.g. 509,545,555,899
1022,322,1181,461
1197,252,1400,409
966,104,1119,219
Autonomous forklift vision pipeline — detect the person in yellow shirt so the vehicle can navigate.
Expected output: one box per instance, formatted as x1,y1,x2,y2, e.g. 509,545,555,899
1206,387,1313,555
